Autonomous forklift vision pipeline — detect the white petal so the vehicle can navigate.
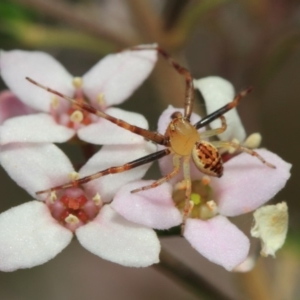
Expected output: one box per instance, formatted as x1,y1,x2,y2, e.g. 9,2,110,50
194,77,246,142
0,50,74,112
82,47,157,107
0,113,74,144
76,205,160,267
184,215,250,271
0,201,72,271
0,143,74,200
251,202,288,257
78,107,148,145
79,142,156,202
111,180,182,229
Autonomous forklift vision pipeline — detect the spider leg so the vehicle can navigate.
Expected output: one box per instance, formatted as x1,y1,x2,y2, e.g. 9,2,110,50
194,87,252,130
182,155,192,234
131,45,194,121
200,116,227,139
211,141,276,168
131,154,181,193
36,148,171,195
26,77,168,146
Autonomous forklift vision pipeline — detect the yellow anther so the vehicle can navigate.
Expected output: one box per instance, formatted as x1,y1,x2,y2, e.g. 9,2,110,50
92,193,102,206
191,193,201,205
201,176,211,186
187,200,194,217
70,110,84,123
72,77,83,88
96,93,106,107
174,180,187,191
51,96,59,109
65,214,80,224
50,191,57,203
206,200,217,212
228,138,240,154
68,171,80,181
244,133,262,149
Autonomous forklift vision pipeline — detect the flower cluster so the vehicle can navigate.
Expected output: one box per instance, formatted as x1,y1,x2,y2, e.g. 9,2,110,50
0,47,291,272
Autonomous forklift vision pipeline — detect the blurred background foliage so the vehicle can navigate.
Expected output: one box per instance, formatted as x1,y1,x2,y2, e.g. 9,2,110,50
0,0,300,299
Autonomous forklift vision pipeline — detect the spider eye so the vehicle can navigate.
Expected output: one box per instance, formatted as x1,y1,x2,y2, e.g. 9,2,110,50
192,141,223,177
170,111,182,119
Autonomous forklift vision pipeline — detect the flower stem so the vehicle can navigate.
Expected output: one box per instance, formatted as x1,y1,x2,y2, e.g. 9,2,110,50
153,247,235,300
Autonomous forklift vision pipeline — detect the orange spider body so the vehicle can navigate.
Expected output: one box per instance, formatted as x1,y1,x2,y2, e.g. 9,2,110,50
166,114,222,177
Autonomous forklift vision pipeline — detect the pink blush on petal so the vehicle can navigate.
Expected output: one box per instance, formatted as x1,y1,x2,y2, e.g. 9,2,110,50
184,215,250,271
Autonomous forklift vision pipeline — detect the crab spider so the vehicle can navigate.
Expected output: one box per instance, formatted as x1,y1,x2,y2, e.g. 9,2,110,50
26,45,275,225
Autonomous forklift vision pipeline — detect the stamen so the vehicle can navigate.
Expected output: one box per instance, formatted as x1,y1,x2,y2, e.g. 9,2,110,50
174,180,187,191
51,96,59,109
206,200,218,213
228,138,240,154
70,110,84,123
65,214,80,224
96,93,106,107
50,191,57,203
72,77,83,88
68,171,80,181
244,133,262,149
201,176,211,186
92,193,102,206
187,200,194,217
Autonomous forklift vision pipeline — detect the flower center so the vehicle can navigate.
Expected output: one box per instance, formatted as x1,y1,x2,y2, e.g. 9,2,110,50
50,77,100,129
173,177,218,220
46,187,101,231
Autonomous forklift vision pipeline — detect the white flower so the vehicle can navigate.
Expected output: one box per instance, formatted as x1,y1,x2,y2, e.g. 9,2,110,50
0,47,157,145
0,142,159,271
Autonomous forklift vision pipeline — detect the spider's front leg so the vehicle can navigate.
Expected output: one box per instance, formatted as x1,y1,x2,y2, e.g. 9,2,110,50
181,155,193,233
131,154,181,193
130,45,194,120
36,149,171,195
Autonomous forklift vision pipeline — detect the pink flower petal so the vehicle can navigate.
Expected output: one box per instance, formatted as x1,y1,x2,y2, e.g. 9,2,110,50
79,142,155,202
211,149,292,216
79,142,156,202
184,215,250,271
0,50,73,112
76,205,160,267
0,201,72,271
0,113,75,144
78,107,148,145
0,90,34,124
82,47,157,107
0,143,74,200
194,76,246,142
111,180,182,229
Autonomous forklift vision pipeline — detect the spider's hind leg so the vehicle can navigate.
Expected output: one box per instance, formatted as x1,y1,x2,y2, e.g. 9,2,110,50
212,141,276,168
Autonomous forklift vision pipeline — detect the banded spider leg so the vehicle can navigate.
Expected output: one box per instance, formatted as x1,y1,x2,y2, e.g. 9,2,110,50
26,45,275,230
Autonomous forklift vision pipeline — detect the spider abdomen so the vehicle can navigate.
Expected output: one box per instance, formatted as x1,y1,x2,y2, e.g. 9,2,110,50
192,141,223,177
